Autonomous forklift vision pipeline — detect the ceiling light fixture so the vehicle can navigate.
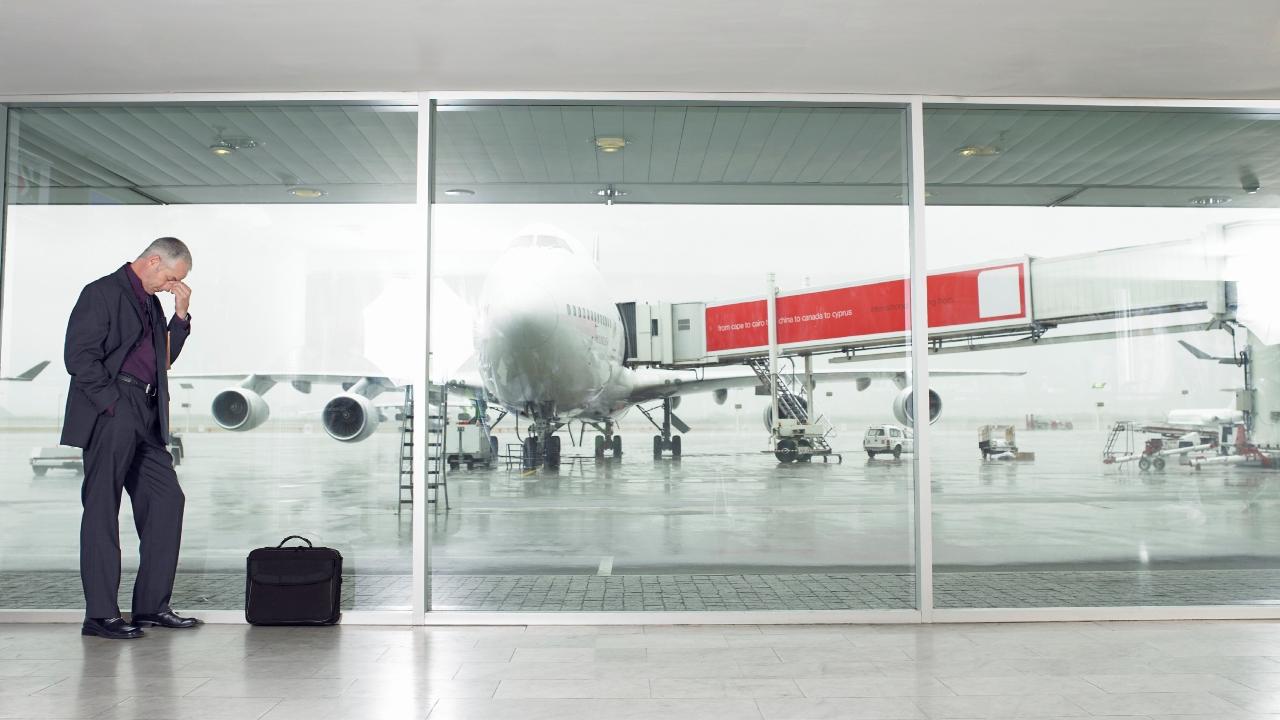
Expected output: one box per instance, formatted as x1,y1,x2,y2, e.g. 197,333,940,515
956,144,1002,158
208,137,258,157
595,185,626,205
288,187,326,199
442,188,475,197
594,136,627,153
1188,195,1232,207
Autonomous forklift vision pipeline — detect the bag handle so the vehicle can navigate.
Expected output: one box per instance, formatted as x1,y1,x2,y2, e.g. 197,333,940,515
277,535,314,548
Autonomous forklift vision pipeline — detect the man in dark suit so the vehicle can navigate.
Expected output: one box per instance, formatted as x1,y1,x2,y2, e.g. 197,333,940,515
63,237,198,639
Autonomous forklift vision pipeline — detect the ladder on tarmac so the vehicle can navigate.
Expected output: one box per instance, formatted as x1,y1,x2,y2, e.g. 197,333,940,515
402,384,449,512
748,357,834,454
424,385,449,510
1102,421,1137,465
397,385,414,513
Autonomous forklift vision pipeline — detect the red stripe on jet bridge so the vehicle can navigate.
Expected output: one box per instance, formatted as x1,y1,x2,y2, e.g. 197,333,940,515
704,263,1027,353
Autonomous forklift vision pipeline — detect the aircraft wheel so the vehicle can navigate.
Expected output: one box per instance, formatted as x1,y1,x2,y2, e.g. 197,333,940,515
775,438,798,463
612,435,623,459
544,435,561,469
522,436,538,469
892,444,902,459
1153,456,1166,471
671,435,682,459
1138,456,1152,472
594,434,606,460
653,435,663,460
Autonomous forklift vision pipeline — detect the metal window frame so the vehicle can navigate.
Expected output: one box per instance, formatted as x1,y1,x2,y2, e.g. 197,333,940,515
1,89,1279,626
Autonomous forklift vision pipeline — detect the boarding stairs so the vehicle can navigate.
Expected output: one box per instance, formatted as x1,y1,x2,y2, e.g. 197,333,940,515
747,357,834,454
1102,421,1137,465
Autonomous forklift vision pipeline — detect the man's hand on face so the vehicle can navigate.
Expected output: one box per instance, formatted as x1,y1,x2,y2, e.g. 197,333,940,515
165,281,192,319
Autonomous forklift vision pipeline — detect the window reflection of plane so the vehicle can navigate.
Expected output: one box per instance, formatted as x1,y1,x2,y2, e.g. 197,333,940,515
172,231,1020,468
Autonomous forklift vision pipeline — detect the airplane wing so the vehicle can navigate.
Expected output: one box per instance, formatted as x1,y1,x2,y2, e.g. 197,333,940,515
624,368,1025,404
1,361,50,382
170,372,403,394
173,370,498,408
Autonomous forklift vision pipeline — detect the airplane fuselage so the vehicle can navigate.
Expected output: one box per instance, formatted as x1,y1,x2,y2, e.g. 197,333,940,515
475,235,636,424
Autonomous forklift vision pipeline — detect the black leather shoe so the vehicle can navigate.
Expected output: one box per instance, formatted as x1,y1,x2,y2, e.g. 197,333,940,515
82,617,144,640
131,610,201,629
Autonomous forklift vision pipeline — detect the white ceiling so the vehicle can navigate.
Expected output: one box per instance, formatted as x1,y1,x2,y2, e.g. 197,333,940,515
2,1,1280,99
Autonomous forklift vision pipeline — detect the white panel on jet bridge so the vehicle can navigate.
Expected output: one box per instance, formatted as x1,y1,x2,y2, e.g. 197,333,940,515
1030,237,1224,323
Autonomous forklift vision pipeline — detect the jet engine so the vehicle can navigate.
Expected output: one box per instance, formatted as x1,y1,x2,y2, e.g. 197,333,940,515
762,397,808,430
892,387,942,427
323,393,381,443
211,388,270,432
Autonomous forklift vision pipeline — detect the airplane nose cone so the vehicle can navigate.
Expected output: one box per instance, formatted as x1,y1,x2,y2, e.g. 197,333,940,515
492,306,559,349
484,282,560,350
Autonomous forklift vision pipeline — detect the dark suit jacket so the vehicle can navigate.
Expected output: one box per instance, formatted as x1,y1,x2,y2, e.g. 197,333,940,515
61,266,191,449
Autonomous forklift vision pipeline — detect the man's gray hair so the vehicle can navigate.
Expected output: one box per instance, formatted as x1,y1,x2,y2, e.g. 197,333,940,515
138,236,192,269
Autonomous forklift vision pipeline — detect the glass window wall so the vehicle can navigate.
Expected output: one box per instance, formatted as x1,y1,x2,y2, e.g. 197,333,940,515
923,105,1280,608
427,101,917,613
0,103,421,612
3,96,1279,620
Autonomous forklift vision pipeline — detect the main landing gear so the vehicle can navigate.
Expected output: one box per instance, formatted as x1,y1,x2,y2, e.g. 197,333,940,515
638,397,686,461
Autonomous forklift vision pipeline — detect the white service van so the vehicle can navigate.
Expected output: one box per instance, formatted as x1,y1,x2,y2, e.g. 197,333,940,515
863,424,913,459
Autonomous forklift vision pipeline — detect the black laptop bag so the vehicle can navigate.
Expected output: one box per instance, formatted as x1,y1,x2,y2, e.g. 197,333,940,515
245,536,343,626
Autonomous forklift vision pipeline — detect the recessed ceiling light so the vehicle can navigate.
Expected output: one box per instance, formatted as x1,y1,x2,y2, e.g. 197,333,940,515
594,136,627,153
288,187,326,199
956,144,1002,158
208,137,258,157
443,188,475,196
1188,195,1232,206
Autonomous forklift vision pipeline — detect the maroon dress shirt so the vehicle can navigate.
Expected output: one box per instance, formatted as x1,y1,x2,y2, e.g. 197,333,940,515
113,263,190,414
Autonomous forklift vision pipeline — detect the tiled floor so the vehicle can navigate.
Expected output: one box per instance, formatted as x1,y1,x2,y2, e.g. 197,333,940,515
4,620,1280,718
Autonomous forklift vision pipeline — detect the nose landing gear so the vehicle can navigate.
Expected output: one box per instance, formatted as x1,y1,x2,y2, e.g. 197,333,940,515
521,422,563,470
593,420,623,461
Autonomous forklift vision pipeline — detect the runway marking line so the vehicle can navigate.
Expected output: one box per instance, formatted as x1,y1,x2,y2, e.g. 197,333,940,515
597,556,614,576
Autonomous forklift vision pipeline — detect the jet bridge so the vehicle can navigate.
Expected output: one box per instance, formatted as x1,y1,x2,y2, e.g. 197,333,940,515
621,235,1232,369
619,232,1236,462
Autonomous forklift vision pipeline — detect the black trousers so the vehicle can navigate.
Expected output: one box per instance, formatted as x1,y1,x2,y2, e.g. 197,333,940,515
80,383,185,619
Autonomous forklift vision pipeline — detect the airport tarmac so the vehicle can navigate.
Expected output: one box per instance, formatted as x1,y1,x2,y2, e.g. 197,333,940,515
1,426,1278,612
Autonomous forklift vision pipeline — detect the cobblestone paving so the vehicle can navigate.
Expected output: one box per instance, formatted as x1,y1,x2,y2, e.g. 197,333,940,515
0,572,416,611
4,569,1279,612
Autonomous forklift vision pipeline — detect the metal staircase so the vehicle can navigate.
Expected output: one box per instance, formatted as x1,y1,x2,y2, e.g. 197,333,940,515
747,358,834,454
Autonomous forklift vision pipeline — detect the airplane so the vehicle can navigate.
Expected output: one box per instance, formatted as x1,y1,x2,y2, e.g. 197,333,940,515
177,230,1023,469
